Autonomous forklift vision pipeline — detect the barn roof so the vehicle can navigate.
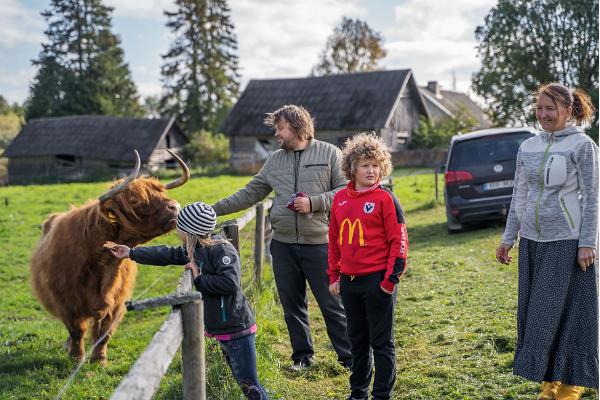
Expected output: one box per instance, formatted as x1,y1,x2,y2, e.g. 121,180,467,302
221,69,428,136
3,115,185,161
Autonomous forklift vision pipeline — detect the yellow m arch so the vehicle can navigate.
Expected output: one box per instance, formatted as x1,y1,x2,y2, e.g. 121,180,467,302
339,218,365,246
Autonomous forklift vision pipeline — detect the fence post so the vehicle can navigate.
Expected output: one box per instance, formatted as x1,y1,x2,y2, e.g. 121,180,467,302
181,298,205,400
223,223,240,252
389,177,394,192
254,203,265,286
264,215,272,265
434,169,439,202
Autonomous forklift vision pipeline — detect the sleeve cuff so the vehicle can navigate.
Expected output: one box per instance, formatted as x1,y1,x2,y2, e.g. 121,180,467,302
328,274,340,285
380,279,395,293
309,195,323,212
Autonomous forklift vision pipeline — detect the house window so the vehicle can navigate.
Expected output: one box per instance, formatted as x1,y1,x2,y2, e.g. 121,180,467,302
55,154,76,167
396,131,409,144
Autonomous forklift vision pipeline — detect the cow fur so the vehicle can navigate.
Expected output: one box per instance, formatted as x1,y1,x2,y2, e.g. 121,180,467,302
30,178,180,365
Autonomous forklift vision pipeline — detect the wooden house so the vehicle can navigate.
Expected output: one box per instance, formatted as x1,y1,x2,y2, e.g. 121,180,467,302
419,81,492,129
2,115,188,184
220,69,430,173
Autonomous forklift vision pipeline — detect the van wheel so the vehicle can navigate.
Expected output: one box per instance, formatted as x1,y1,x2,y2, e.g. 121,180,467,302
446,213,463,234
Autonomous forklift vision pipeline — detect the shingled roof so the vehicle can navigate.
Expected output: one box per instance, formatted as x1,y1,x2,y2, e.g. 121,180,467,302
420,84,492,128
3,116,184,161
221,69,428,136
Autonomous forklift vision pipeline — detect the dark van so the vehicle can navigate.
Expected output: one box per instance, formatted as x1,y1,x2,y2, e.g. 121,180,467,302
443,127,537,233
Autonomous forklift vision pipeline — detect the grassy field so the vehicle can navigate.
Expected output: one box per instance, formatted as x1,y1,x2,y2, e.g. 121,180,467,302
0,170,597,400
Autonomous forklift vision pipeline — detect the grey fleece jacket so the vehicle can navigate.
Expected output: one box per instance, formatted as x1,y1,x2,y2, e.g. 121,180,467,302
212,139,347,244
502,126,599,249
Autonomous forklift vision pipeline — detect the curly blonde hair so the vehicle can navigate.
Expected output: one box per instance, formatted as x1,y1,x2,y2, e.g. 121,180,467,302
341,132,393,181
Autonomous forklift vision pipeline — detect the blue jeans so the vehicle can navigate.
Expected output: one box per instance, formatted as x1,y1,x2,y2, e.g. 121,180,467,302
218,333,269,399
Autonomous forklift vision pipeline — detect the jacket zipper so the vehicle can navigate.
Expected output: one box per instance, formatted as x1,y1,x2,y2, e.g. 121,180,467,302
535,134,554,237
560,197,575,229
220,296,227,322
294,151,300,242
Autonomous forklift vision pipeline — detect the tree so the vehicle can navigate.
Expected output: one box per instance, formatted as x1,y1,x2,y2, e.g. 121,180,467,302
312,17,387,76
26,0,142,120
472,0,598,137
182,130,229,166
409,108,478,150
160,0,240,133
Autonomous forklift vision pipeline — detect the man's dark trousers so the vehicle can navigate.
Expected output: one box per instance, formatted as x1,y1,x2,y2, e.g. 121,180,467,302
340,271,396,400
270,239,352,364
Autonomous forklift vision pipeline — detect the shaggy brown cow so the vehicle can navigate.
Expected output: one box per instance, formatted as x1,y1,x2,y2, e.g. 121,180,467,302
30,150,189,365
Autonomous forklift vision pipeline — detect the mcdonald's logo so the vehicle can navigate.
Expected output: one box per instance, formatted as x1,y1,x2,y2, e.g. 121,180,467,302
339,218,365,246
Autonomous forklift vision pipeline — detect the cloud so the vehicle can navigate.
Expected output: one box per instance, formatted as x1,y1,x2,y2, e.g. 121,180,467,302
230,0,366,83
104,0,173,20
0,0,44,48
0,66,36,103
380,0,496,94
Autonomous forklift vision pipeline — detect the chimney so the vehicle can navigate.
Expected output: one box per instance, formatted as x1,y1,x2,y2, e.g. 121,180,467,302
427,81,441,98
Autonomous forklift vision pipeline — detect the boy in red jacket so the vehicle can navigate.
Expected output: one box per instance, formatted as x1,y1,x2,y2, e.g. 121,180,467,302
328,132,408,400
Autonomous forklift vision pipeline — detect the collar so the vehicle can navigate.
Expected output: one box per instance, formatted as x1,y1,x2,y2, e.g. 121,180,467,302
346,180,381,197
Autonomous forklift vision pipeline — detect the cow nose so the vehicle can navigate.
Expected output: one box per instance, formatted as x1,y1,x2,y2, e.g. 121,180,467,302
168,201,180,213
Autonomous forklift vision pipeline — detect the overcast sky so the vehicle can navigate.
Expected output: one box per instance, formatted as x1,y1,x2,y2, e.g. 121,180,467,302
0,0,497,105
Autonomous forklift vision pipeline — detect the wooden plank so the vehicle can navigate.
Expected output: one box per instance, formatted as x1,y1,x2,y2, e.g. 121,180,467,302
222,223,240,252
182,300,205,400
177,269,194,293
110,310,183,400
126,292,203,312
254,202,265,286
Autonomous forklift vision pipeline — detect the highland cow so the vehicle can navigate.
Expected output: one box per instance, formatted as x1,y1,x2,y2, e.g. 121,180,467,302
30,150,189,365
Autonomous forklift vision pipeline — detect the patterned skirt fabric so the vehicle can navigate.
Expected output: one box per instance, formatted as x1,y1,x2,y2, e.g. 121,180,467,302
513,238,598,388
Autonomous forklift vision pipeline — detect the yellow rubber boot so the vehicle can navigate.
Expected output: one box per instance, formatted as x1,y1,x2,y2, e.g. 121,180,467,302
538,381,561,400
555,384,585,400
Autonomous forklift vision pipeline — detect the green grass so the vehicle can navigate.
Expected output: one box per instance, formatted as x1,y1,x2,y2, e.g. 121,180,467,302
0,170,597,399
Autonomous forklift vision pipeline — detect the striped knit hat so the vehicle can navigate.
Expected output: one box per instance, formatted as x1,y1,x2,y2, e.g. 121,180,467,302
176,202,217,236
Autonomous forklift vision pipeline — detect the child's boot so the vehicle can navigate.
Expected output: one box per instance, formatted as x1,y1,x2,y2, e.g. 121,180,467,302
555,384,585,400
538,381,561,400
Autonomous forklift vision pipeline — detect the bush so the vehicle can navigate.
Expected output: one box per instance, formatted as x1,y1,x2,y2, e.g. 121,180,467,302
409,108,478,150
182,130,230,167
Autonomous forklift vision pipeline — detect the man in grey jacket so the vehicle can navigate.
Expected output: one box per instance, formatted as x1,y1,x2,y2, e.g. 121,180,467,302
212,105,352,370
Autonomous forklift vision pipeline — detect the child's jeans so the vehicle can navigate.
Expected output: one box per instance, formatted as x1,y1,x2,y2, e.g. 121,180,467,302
218,333,269,399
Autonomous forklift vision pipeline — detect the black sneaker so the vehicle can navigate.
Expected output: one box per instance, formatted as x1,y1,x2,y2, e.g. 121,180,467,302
290,357,312,371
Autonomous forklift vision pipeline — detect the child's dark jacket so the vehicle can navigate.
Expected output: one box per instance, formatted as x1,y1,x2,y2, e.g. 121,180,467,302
130,235,255,335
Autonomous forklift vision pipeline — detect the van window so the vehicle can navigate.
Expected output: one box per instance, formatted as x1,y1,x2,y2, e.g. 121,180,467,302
449,133,532,169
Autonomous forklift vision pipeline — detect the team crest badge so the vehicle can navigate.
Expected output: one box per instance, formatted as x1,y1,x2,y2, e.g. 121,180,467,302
222,256,232,265
363,202,375,214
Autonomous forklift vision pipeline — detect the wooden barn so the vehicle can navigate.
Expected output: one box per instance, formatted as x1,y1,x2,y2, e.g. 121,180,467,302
2,115,188,184
220,69,430,173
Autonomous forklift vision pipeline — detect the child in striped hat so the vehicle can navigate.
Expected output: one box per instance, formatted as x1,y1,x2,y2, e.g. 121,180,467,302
108,201,269,399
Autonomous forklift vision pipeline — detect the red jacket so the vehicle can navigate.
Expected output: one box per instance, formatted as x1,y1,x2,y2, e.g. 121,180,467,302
327,181,408,292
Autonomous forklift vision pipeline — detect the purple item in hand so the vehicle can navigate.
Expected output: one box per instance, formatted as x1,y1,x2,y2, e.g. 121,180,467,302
286,192,308,211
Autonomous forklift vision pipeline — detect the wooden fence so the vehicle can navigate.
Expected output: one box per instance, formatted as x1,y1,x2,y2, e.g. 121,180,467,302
109,179,397,399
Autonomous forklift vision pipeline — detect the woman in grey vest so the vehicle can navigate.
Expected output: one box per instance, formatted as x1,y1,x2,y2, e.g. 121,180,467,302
496,83,598,400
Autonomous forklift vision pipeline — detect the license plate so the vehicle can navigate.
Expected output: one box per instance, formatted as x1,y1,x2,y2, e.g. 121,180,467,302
483,180,514,191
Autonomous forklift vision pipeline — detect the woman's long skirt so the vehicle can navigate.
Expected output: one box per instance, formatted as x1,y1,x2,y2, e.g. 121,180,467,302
513,238,598,388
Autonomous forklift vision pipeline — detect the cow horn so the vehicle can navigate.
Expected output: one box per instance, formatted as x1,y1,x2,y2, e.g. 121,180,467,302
98,150,141,202
164,149,190,190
